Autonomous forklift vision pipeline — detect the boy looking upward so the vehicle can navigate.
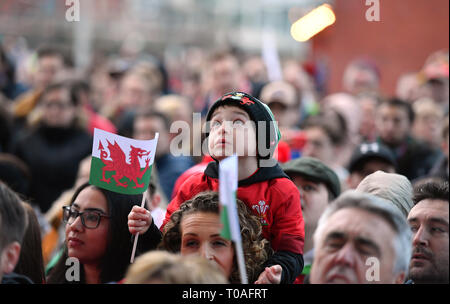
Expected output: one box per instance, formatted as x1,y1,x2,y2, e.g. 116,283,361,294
129,92,305,283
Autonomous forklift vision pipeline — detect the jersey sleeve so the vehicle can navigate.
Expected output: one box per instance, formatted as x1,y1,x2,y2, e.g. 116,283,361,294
269,180,305,255
160,172,206,231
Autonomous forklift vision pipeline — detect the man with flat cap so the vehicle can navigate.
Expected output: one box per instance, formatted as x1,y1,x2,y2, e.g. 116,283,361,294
282,157,341,283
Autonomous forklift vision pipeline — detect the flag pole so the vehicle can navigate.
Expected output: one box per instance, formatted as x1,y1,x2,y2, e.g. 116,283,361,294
227,194,248,284
130,132,158,263
130,192,147,263
220,155,248,284
235,240,248,284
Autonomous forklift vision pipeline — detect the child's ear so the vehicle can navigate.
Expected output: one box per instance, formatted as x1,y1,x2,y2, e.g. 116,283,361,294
1,242,21,275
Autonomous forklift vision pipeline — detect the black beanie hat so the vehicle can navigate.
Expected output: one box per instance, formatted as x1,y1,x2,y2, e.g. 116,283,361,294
205,92,281,163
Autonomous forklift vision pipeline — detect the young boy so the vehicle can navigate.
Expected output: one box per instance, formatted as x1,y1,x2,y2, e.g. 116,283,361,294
129,92,305,283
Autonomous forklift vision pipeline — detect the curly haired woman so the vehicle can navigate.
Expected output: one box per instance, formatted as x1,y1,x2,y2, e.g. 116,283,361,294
160,191,272,283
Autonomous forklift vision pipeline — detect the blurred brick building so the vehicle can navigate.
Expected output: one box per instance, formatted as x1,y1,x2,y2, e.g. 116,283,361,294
312,0,449,95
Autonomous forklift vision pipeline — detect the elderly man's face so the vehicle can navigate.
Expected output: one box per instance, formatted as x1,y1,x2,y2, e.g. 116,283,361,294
310,207,404,284
407,199,449,283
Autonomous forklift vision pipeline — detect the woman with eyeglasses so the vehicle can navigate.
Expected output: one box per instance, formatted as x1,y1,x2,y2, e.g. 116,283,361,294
46,182,162,284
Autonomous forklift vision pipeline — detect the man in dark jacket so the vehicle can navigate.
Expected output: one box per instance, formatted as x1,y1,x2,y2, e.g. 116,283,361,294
375,98,439,181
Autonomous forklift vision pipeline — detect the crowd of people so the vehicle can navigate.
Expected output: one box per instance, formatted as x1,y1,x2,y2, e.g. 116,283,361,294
0,38,448,284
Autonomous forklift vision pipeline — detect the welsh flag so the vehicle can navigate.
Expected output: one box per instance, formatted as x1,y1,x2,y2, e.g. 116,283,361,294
219,155,248,283
219,155,240,241
89,128,159,195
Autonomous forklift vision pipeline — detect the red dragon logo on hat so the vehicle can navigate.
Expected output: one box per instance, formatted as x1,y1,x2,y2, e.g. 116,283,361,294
222,93,255,106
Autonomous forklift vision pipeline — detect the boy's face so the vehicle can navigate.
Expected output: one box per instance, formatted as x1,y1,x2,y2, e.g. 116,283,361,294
208,106,257,161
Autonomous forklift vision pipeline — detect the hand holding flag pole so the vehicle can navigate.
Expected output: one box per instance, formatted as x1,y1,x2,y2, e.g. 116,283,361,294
129,150,155,264
130,193,148,264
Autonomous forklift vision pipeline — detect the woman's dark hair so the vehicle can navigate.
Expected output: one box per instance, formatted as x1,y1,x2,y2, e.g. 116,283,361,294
0,100,13,152
0,153,32,197
0,44,15,93
46,182,143,283
14,202,46,283
161,191,272,283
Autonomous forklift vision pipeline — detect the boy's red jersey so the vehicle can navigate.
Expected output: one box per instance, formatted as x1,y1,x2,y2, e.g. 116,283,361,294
162,161,305,255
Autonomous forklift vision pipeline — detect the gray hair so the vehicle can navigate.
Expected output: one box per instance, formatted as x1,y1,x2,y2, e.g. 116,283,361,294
356,171,414,218
314,190,412,276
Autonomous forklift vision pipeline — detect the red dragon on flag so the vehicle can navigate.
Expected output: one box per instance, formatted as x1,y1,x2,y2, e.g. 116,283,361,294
89,128,158,195
98,140,151,189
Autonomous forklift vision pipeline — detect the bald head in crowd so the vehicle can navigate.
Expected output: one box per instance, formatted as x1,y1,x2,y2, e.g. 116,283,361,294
356,171,414,218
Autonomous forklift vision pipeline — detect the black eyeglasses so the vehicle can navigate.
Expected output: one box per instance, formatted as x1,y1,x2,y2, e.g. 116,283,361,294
62,206,110,229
